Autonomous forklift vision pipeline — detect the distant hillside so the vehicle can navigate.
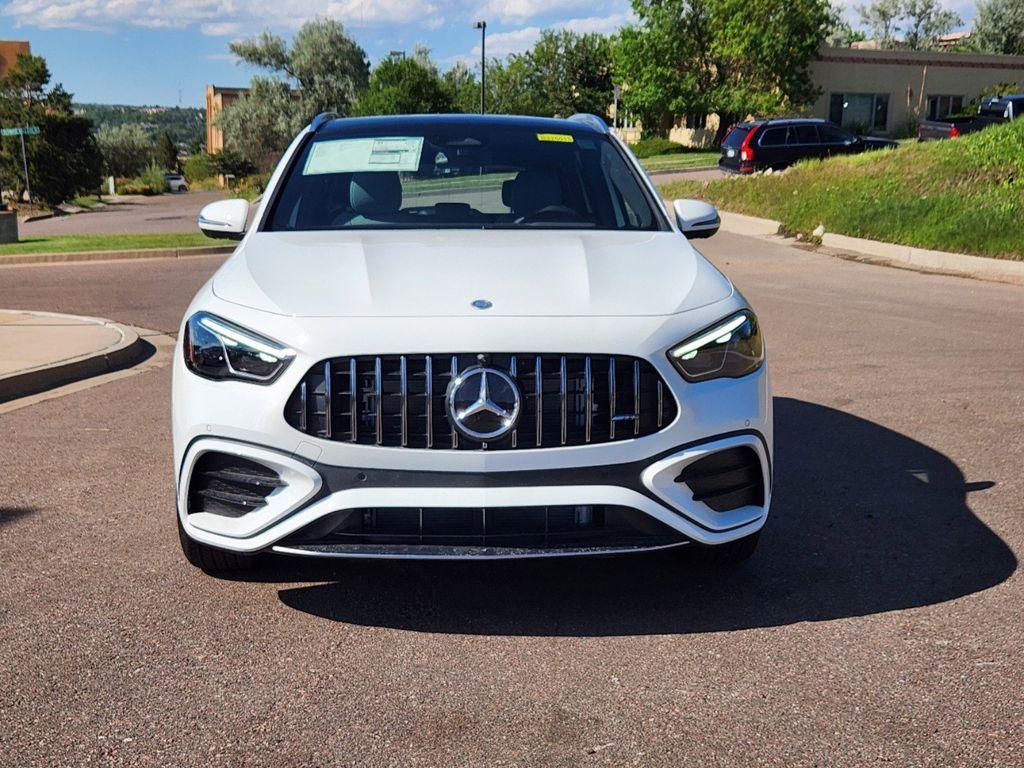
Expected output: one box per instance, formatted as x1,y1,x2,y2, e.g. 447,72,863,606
74,103,205,146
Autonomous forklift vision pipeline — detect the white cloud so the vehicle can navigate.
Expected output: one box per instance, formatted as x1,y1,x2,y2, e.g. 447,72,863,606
1,0,444,32
474,25,543,56
468,11,635,57
475,0,596,23
201,21,241,36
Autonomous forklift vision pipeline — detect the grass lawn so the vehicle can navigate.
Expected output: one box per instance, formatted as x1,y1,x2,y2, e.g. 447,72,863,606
68,196,105,209
658,119,1024,260
0,232,215,257
640,151,719,172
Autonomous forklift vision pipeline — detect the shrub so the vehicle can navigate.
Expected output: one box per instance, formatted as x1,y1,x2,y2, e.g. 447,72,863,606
630,138,687,158
182,153,214,182
117,181,158,195
137,162,168,193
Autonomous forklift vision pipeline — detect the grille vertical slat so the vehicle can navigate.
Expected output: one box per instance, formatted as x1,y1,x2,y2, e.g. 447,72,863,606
534,355,543,448
287,353,675,450
584,356,593,443
633,360,641,437
609,357,617,440
349,357,357,442
425,355,434,449
559,355,567,446
399,355,408,448
449,356,459,449
323,360,333,439
509,356,518,448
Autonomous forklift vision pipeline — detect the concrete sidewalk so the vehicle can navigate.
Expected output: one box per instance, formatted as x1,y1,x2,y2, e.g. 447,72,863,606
0,310,150,402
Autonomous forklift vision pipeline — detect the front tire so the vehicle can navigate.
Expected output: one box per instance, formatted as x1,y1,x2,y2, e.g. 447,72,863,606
178,517,259,573
685,531,760,566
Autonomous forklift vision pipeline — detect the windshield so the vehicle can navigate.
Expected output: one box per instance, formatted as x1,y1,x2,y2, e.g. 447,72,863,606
264,124,664,231
722,127,750,150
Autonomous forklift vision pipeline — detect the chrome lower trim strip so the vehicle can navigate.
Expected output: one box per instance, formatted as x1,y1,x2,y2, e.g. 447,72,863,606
270,541,690,561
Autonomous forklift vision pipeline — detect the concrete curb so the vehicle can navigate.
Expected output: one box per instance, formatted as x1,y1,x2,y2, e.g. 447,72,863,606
709,210,1024,287
0,243,235,267
647,164,719,176
819,232,1024,285
0,311,152,403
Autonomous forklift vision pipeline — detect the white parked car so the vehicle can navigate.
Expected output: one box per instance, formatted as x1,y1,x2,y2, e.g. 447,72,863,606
164,173,188,193
174,113,771,572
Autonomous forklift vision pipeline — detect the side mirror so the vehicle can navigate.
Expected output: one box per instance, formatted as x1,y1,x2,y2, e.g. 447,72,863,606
673,199,720,239
198,199,249,241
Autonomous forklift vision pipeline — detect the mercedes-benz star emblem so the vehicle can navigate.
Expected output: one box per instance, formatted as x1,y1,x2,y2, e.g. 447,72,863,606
447,366,521,441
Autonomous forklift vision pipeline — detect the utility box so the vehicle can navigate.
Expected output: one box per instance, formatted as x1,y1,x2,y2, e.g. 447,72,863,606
0,209,17,244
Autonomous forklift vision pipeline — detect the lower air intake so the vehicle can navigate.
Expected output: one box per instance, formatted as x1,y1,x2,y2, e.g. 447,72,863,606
674,446,764,512
280,505,686,554
187,452,285,518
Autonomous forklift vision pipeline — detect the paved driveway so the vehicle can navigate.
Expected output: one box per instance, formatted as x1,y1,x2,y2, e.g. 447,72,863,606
21,190,227,236
0,233,1020,765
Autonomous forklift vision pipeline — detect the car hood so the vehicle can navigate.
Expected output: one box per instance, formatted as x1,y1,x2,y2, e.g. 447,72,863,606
212,229,733,318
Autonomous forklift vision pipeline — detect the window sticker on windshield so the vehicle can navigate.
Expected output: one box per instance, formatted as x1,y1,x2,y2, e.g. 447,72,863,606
536,133,574,143
303,136,425,175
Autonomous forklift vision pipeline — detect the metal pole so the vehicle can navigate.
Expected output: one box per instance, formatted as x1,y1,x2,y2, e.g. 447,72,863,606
19,129,31,207
475,21,487,114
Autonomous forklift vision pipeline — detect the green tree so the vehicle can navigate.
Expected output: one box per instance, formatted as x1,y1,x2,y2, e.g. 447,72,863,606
900,0,961,50
484,55,544,115
154,131,179,172
217,77,303,171
518,30,615,118
96,124,153,177
973,0,1024,55
616,0,830,138
615,1,713,136
443,61,481,114
219,17,369,169
855,0,903,47
210,149,257,178
353,48,457,115
0,53,101,206
826,3,868,46
710,0,832,121
856,0,960,50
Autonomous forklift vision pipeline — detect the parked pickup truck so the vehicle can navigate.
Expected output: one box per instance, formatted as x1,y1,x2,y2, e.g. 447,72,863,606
918,94,1024,140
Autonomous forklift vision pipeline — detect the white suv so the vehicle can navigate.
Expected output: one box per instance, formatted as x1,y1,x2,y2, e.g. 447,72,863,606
174,113,771,572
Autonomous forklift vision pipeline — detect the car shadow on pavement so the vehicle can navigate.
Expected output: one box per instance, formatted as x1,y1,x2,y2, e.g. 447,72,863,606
268,397,1017,636
0,507,38,528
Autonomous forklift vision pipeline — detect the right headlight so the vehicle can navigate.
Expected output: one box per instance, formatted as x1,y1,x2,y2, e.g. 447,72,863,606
183,312,294,384
668,310,764,382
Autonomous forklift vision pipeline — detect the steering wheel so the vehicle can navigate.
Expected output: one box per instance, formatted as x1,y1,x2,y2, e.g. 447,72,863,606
515,205,582,224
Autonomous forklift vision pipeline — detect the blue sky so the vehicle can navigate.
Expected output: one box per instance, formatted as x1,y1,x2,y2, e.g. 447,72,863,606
0,0,974,108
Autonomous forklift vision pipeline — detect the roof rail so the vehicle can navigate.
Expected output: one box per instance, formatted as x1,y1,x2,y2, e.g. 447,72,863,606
568,113,609,132
310,112,339,132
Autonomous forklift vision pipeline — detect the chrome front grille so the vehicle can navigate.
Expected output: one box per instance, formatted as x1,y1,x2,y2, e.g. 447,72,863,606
284,353,677,450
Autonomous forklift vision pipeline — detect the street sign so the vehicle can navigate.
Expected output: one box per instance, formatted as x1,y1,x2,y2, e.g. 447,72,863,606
1,126,40,206
1,126,40,136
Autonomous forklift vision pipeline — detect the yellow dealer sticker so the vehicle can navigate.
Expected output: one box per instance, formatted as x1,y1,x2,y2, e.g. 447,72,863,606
536,132,574,143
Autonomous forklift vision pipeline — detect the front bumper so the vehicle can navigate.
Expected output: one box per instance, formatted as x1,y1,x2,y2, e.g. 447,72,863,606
177,430,771,558
173,294,772,559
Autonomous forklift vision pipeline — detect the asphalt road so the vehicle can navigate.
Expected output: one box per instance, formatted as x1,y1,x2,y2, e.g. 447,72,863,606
1,233,1021,766
22,190,227,236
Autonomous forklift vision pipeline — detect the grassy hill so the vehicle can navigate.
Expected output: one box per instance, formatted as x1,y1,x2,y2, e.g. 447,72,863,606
660,120,1024,260
74,103,205,146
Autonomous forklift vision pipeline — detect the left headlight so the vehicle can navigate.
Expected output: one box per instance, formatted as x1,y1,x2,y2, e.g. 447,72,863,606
183,312,294,383
668,310,764,382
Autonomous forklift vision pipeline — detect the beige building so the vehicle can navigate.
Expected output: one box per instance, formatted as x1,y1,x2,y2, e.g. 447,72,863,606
809,46,1024,135
205,85,247,153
